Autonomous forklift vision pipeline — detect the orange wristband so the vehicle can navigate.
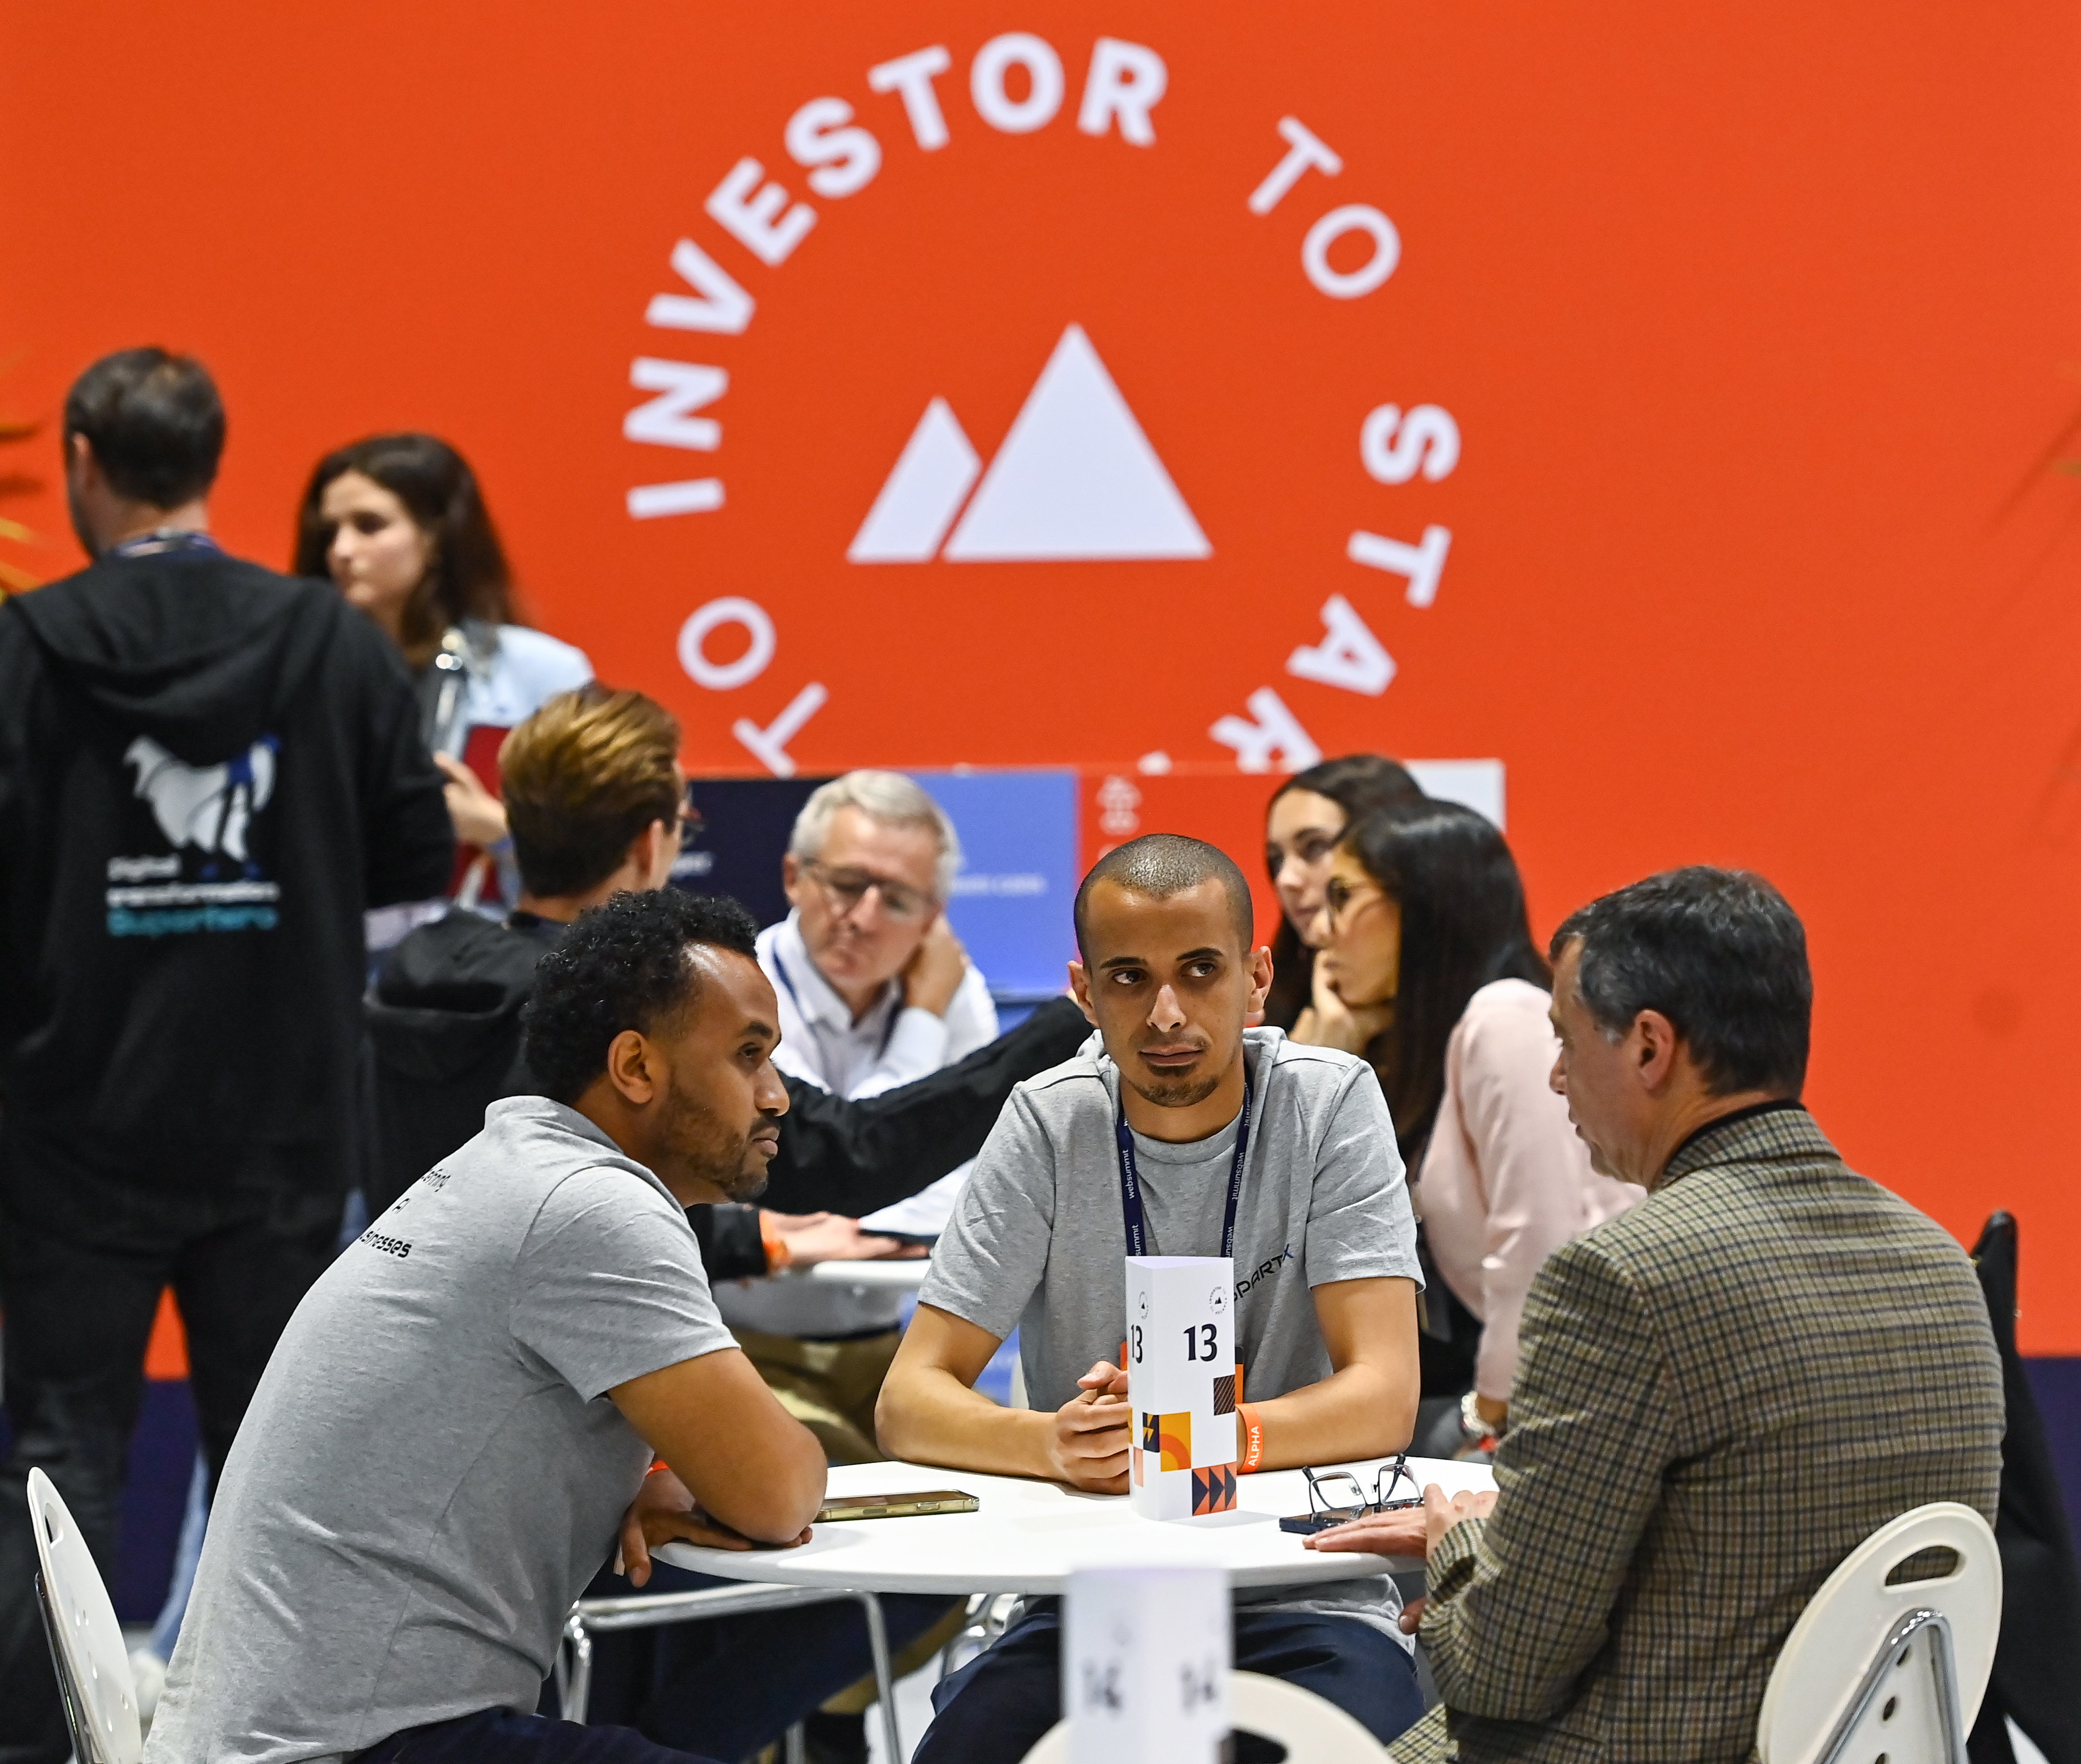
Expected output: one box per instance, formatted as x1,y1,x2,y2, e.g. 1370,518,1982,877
646,1458,671,1477
758,1212,793,1272
1236,1402,1267,1473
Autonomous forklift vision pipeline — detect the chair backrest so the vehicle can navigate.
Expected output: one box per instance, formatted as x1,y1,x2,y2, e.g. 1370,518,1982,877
1018,1668,1390,1762
1756,1501,2000,1764
27,1468,142,1764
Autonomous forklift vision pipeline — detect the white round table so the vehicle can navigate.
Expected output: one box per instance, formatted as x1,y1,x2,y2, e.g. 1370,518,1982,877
803,1259,933,1290
658,1456,1496,1593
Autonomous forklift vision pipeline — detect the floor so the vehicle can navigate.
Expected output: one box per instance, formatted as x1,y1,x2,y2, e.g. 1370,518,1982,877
863,1658,939,1764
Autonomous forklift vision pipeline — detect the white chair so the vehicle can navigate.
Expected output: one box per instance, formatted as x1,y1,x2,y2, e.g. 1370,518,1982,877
27,1467,142,1764
1018,1668,1393,1762
1757,1501,2001,1764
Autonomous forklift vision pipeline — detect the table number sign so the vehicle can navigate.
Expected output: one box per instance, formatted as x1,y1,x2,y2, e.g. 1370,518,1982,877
1065,1564,1230,1762
1126,1255,1238,1521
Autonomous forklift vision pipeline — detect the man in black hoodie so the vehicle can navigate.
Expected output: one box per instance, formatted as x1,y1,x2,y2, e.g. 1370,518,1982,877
0,348,453,1760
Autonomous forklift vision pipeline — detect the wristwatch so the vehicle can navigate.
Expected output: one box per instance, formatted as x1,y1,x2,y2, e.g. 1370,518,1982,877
1460,1389,1499,1442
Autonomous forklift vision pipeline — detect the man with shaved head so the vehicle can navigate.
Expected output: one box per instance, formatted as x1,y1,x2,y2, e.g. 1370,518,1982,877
880,834,1427,1761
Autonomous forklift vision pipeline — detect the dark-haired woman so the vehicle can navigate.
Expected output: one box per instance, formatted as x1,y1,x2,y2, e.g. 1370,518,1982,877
1261,754,1425,1032
295,434,591,929
1313,800,1641,1452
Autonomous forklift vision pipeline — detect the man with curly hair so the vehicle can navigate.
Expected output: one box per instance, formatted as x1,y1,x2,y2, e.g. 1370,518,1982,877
145,891,832,1764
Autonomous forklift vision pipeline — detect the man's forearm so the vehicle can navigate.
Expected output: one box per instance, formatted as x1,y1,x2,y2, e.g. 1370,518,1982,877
876,1368,1057,1478
1249,1363,1413,1471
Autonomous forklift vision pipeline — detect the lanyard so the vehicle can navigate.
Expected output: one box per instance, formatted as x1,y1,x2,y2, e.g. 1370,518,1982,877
109,529,222,559
771,949,902,1061
1114,1077,1252,1261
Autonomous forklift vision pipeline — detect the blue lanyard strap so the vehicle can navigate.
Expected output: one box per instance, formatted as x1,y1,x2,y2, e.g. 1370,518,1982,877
108,529,222,559
1114,1076,1252,1261
772,949,902,1061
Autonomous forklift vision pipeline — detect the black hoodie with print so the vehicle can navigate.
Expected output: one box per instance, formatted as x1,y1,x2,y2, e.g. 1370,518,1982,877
0,547,452,1188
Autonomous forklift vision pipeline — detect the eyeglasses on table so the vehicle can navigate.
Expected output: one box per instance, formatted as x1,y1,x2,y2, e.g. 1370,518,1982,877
1278,1456,1422,1535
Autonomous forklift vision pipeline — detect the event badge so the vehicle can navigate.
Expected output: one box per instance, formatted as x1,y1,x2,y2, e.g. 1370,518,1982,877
1125,1255,1240,1520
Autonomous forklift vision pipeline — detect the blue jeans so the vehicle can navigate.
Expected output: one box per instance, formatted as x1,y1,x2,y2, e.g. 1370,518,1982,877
915,1600,1426,1764
356,1707,715,1764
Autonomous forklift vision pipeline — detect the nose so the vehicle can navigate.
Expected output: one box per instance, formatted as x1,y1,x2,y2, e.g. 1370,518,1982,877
1548,1052,1567,1097
756,1057,790,1117
840,886,887,932
1148,984,1187,1033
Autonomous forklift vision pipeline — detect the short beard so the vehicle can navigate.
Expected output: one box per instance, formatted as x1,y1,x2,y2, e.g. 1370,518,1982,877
654,1085,769,1201
1125,1071,1224,1112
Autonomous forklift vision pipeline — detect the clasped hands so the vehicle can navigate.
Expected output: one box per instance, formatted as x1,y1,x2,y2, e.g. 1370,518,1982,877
1305,1482,1497,1632
1045,1359,1135,1493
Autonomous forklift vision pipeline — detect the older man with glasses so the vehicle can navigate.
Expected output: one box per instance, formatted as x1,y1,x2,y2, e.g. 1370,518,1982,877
720,773,997,1453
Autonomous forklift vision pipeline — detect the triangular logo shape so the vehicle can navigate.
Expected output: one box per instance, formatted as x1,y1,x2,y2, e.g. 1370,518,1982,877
846,399,980,563
847,326,1211,563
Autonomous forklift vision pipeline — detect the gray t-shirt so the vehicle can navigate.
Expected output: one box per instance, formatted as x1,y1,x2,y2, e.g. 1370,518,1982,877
920,1029,1423,1643
145,1097,737,1764
923,1028,1421,1411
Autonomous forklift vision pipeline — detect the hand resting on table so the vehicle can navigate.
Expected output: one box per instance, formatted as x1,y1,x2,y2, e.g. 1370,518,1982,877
1305,1482,1497,1630
616,1466,814,1586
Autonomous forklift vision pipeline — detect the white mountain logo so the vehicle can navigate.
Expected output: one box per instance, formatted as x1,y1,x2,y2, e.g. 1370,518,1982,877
848,325,1211,563
125,735,277,864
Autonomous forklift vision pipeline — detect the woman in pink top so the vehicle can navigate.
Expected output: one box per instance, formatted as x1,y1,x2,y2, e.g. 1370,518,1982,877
1305,799,1641,1452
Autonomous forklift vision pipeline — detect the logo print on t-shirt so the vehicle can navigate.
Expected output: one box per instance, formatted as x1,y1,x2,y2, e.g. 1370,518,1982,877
847,326,1211,564
125,735,278,867
106,735,284,937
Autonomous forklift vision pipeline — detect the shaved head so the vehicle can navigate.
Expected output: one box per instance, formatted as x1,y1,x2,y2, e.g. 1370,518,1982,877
1074,835,1255,960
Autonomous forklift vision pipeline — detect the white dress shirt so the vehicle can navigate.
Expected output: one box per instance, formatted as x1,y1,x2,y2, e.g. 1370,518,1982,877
757,911,998,1100
713,912,999,1338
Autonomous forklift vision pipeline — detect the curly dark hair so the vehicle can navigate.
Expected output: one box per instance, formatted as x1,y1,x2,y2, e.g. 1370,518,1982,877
521,891,760,1104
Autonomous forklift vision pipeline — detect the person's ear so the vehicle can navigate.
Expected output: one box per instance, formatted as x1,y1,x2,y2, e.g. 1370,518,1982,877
1246,944,1275,1015
1630,1009,1681,1093
66,432,102,496
604,1028,661,1106
1067,959,1098,1026
635,818,675,892
781,852,805,907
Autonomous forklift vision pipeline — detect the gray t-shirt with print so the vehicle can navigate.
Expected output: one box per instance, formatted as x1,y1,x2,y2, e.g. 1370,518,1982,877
144,1097,738,1764
920,1028,1422,1642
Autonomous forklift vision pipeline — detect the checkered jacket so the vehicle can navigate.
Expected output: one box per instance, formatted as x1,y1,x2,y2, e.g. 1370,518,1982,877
1403,1106,2003,1764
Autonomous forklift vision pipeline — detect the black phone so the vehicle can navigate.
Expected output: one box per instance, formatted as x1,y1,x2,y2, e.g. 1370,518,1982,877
1279,1497,1424,1535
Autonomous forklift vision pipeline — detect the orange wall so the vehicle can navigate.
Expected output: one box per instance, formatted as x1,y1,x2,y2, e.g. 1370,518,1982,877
6,3,2080,1346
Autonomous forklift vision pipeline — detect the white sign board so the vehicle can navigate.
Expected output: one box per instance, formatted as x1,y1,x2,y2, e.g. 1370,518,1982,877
1064,1564,1230,1763
1126,1255,1238,1520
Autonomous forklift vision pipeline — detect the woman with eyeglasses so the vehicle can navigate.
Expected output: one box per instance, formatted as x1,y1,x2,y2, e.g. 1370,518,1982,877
1309,799,1641,1454
294,433,592,932
1260,754,1426,1034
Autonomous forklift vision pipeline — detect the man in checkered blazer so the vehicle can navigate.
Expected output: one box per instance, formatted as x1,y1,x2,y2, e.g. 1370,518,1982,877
1312,867,2004,1762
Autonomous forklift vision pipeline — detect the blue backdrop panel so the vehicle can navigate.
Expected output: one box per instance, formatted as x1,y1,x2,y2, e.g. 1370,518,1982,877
908,770,1080,1006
